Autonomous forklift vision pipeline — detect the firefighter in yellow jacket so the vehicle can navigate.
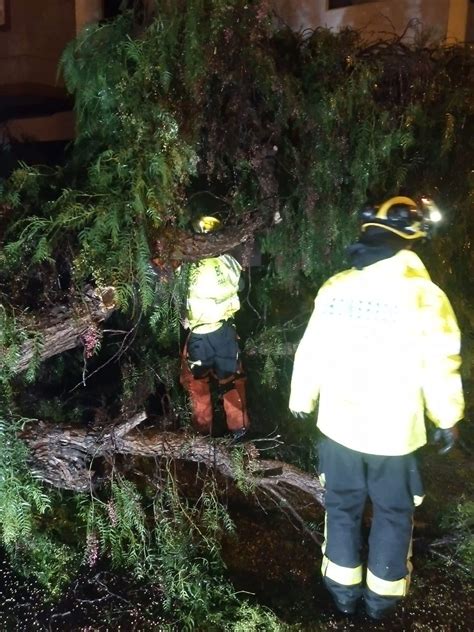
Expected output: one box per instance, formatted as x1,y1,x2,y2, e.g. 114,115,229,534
179,215,249,440
289,196,464,620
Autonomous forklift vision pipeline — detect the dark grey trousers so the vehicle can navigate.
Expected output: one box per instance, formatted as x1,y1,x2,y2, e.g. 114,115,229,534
318,436,424,611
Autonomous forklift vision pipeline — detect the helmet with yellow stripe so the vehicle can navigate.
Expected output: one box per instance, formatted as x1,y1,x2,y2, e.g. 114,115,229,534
360,196,442,240
192,215,222,234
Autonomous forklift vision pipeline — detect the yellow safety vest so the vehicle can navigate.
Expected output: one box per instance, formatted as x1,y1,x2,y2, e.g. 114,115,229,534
185,254,242,333
289,250,464,456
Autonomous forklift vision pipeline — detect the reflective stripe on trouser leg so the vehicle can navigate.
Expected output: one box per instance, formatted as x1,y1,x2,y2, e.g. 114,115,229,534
365,451,423,610
320,513,362,584
366,518,413,601
322,555,363,586
318,438,366,604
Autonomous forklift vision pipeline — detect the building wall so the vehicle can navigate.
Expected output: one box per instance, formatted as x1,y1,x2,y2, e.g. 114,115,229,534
0,0,76,90
467,1,474,42
272,0,469,43
446,0,470,41
0,1,104,145
75,0,104,33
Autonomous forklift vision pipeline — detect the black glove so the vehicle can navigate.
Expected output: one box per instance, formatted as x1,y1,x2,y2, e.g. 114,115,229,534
433,427,458,455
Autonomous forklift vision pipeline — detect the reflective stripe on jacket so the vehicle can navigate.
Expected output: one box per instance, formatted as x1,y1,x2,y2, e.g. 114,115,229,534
289,250,464,456
186,254,241,333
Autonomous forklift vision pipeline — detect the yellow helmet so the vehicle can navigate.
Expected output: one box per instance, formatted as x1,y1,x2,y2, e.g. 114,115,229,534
359,196,442,240
192,215,222,234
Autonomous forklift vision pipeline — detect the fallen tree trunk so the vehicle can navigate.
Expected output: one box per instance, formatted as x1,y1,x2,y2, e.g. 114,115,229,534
22,412,325,521
152,212,267,264
15,287,116,374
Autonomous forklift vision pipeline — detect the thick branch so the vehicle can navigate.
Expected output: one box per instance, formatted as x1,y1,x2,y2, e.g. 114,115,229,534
152,213,267,263
15,287,115,374
22,415,325,515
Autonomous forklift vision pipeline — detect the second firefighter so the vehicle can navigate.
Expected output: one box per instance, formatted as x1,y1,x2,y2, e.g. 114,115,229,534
179,215,249,440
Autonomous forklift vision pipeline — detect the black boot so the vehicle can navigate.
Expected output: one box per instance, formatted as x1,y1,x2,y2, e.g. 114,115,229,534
230,427,247,444
324,576,362,616
364,587,399,620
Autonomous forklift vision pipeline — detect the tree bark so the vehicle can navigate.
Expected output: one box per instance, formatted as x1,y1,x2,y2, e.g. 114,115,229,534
152,212,267,265
14,287,115,374
22,413,325,519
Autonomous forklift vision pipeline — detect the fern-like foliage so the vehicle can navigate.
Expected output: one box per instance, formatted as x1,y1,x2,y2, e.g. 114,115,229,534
151,474,237,628
439,497,474,575
78,477,148,577
75,471,260,628
11,531,79,598
0,418,51,548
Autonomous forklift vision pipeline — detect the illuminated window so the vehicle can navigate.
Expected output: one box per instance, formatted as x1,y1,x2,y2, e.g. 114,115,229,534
328,0,379,8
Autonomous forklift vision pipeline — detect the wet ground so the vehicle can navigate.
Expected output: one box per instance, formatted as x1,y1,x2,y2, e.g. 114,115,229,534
230,557,474,631
0,557,169,631
1,541,471,631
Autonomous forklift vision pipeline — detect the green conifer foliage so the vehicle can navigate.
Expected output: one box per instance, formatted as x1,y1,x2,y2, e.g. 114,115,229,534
0,419,51,548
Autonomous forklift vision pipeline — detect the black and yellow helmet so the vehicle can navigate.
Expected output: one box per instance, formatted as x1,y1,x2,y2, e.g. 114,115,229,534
360,196,442,240
192,215,222,234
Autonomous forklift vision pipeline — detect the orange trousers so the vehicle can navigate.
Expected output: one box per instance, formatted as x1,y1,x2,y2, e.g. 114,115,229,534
180,354,249,435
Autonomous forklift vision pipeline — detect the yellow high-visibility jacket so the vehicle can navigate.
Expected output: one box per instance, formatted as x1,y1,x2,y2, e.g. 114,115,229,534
185,254,242,333
289,250,464,456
